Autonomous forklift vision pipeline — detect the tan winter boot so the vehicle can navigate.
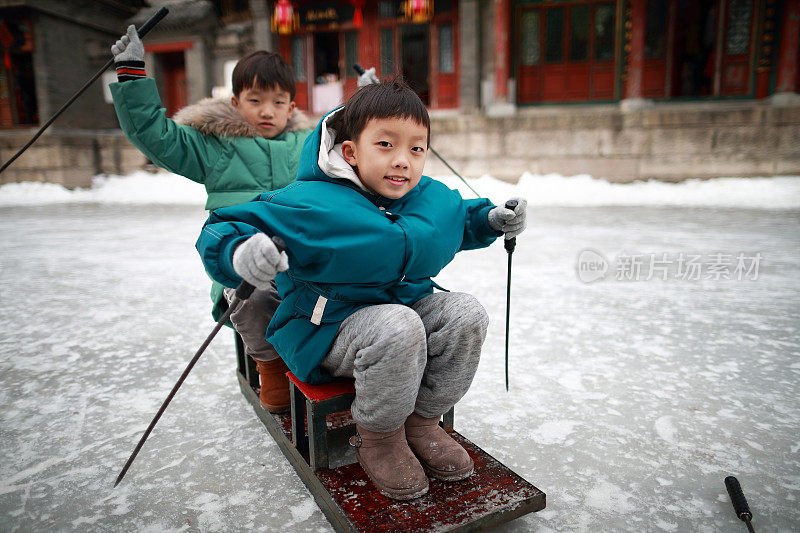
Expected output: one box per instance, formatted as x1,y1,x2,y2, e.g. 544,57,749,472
350,424,429,500
254,358,290,413
405,412,474,481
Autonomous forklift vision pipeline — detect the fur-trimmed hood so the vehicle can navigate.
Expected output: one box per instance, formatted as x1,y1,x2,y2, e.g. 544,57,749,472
173,97,313,138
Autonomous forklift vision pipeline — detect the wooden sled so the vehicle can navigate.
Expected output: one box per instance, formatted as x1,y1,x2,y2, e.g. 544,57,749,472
235,333,545,532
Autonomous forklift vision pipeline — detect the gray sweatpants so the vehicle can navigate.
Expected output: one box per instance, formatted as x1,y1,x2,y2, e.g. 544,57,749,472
223,283,281,362
322,292,489,433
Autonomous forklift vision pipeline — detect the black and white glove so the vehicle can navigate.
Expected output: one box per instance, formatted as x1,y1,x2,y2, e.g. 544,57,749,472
357,66,380,88
232,233,289,290
488,197,528,239
111,25,144,62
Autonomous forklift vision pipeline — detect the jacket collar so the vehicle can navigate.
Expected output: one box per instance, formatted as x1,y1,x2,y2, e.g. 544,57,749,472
317,108,369,193
172,97,312,138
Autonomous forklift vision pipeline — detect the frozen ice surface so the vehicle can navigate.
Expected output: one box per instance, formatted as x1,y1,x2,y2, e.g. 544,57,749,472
1,173,799,532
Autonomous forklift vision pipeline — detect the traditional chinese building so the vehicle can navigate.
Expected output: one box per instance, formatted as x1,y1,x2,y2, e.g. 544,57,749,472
264,0,798,111
1,0,798,187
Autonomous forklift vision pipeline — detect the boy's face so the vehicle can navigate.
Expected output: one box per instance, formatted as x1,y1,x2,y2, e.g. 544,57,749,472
341,117,428,200
231,85,295,138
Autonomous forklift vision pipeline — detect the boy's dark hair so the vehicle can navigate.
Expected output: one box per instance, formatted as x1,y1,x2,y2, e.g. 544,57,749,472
232,51,296,100
330,78,430,146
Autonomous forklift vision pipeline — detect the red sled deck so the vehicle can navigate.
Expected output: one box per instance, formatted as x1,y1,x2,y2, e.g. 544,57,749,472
235,333,546,532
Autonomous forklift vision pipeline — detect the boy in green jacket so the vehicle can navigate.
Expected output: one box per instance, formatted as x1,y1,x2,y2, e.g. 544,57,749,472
196,80,528,500
109,25,312,412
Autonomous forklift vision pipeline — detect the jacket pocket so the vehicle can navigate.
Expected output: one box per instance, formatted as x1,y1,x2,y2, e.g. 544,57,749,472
292,285,361,325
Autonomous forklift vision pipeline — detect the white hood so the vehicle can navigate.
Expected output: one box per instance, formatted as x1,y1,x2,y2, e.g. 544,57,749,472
317,108,368,192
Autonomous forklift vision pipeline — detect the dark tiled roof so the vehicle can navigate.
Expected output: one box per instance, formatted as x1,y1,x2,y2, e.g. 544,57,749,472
128,0,217,32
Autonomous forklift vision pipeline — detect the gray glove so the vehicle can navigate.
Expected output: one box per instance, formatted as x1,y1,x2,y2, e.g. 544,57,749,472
111,25,144,62
232,233,289,290
488,197,528,239
357,66,380,88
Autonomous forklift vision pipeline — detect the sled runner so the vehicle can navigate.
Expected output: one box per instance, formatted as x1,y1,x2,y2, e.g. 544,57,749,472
235,333,546,532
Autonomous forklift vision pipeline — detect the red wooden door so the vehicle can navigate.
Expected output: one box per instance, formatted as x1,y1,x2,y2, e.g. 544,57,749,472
431,16,458,109
639,0,670,99
280,35,310,111
341,30,359,98
719,0,754,95
159,51,187,117
517,6,543,102
400,24,430,104
541,5,583,101
590,3,617,99
518,2,617,104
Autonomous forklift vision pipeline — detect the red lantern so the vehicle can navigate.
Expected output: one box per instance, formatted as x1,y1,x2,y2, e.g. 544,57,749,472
272,0,298,35
403,0,433,23
351,0,364,28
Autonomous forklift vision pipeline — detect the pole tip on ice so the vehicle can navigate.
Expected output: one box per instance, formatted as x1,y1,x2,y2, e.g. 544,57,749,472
725,476,753,520
725,476,755,532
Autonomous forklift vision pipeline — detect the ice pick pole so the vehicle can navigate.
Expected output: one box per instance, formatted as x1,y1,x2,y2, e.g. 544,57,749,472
114,236,285,487
504,200,518,391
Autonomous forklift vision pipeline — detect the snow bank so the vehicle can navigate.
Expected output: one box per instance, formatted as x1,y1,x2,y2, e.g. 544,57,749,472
0,171,206,206
437,173,800,209
1,170,799,209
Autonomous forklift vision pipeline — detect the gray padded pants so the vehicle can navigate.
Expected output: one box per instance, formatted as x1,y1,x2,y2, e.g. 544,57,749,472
321,292,489,433
223,283,281,362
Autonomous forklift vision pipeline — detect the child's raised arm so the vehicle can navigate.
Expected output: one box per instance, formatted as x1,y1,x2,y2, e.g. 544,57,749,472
110,26,218,183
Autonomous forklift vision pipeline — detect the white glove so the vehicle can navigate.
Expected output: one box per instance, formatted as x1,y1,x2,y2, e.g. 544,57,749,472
357,66,380,88
232,233,289,290
111,25,144,62
488,197,528,239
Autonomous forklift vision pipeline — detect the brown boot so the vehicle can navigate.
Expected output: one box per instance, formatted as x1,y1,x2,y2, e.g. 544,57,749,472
254,358,290,413
405,413,474,481
350,424,429,500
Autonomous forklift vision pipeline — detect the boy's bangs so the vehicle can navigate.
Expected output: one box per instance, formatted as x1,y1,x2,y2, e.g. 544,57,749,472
248,75,283,96
336,79,431,145
232,51,295,100
371,90,429,133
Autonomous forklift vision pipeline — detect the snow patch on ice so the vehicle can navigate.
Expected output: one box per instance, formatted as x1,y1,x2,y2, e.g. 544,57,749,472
288,497,317,523
655,416,677,443
744,440,764,451
557,370,586,391
531,420,579,445
654,518,679,531
138,524,189,533
584,481,636,513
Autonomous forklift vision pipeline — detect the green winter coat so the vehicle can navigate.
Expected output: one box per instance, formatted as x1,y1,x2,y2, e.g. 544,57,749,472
110,77,312,210
110,77,313,319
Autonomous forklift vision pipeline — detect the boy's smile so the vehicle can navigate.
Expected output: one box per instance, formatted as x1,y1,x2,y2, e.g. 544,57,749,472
232,85,295,139
341,117,428,200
